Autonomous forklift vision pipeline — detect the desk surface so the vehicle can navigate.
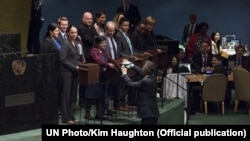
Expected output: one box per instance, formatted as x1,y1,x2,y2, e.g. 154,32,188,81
186,74,233,82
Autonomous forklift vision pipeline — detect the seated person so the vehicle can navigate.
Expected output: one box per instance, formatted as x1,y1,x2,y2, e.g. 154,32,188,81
212,54,227,76
166,55,179,74
227,45,248,71
177,48,190,64
211,54,232,107
192,40,213,74
191,54,228,112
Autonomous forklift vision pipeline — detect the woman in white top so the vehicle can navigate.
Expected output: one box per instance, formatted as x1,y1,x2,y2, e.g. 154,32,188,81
94,11,107,36
211,30,222,55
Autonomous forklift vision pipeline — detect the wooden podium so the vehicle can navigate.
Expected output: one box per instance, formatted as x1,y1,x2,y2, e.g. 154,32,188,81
133,52,150,68
78,63,100,85
146,46,168,68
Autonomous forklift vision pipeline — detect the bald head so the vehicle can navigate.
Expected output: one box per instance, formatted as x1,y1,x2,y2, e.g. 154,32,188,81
82,11,93,26
105,21,116,37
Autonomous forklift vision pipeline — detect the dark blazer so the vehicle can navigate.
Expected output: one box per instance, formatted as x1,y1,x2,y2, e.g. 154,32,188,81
60,40,81,72
77,23,98,61
40,37,60,55
182,23,199,44
57,32,67,45
130,30,144,52
104,35,120,60
116,4,141,34
228,55,248,70
114,30,134,57
142,31,156,51
192,52,213,73
122,65,159,118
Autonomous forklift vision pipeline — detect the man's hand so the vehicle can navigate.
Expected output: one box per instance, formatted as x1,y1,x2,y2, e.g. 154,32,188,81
121,65,127,75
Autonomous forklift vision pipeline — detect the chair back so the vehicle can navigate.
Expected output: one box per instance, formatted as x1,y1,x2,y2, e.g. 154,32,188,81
232,68,250,101
202,74,228,101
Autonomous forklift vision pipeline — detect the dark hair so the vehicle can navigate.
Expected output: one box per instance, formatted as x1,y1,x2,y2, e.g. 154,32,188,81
144,60,156,75
235,45,245,52
211,30,222,50
213,54,223,62
198,22,209,32
119,17,130,26
94,35,106,46
44,23,58,39
66,24,74,32
95,10,106,19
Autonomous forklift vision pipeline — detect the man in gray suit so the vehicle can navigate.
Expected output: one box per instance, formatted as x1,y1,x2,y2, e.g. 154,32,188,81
104,21,128,111
121,60,159,124
182,13,199,46
114,17,135,58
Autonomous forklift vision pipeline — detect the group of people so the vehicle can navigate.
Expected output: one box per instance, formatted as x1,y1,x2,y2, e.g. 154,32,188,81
39,0,160,125
177,12,250,114
37,0,250,124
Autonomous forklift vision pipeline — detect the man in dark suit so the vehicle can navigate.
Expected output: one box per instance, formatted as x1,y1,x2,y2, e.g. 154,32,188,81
121,60,160,125
192,41,213,74
116,0,141,34
114,17,135,58
227,45,248,71
182,13,199,47
57,17,69,45
78,11,98,61
77,11,98,108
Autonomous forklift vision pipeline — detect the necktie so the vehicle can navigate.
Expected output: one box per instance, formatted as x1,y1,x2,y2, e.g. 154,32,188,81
124,6,128,14
237,58,241,65
110,37,117,59
189,24,194,37
124,34,133,56
203,55,207,67
63,34,67,40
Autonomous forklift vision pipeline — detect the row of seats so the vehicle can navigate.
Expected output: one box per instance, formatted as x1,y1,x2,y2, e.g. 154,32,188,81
201,68,250,115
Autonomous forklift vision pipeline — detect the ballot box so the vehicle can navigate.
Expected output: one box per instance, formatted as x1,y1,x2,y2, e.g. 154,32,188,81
78,63,100,85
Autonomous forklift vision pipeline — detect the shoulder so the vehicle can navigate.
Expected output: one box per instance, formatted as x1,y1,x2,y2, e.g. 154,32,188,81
130,4,138,9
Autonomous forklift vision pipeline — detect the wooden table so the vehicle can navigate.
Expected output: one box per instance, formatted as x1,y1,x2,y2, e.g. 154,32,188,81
186,74,233,82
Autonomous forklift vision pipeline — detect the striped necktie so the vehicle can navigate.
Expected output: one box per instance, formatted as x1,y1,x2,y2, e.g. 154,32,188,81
124,34,133,56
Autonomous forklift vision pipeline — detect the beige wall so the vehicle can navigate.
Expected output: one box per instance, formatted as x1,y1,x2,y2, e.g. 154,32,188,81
0,0,31,52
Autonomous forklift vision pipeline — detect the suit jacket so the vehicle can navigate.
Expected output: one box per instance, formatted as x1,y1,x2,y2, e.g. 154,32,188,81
182,23,199,44
228,55,248,70
122,65,159,118
142,31,156,51
40,37,60,55
114,30,134,58
130,30,144,52
77,23,98,61
192,52,213,73
116,4,141,34
104,35,120,60
57,32,67,45
60,39,81,72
